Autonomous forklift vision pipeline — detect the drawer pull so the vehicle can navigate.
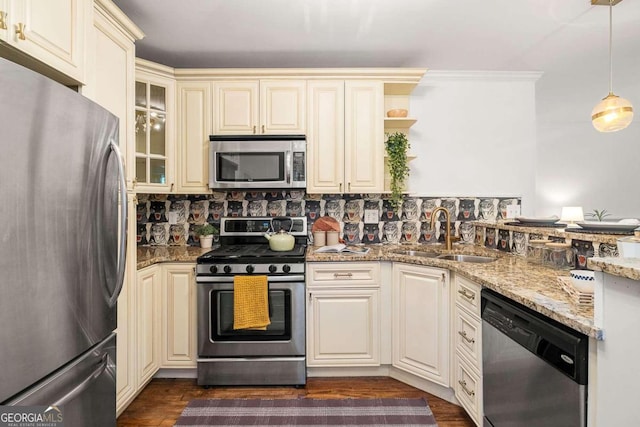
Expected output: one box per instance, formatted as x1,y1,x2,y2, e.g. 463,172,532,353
333,272,353,278
15,22,26,40
0,11,7,30
457,288,475,301
458,379,475,397
458,330,475,344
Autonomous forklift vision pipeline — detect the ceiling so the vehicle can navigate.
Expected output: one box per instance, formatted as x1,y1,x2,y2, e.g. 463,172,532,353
112,0,640,76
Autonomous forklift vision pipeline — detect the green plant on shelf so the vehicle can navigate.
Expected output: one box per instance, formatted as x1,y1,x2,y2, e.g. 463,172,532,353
586,209,611,221
195,223,217,236
384,132,410,208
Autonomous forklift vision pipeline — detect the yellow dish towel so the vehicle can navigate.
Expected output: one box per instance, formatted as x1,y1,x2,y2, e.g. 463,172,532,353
233,275,271,330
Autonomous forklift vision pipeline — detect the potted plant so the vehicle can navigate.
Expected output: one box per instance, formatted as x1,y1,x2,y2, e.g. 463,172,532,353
384,132,411,208
586,209,611,221
195,223,217,249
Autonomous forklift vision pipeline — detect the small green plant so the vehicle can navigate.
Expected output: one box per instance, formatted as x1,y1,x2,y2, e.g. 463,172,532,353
586,209,611,221
195,223,217,236
385,132,410,208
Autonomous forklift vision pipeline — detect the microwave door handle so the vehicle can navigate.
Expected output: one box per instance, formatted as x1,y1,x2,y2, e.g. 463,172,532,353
285,150,291,184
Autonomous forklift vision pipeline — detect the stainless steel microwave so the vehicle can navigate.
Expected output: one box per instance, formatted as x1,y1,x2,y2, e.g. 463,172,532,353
208,135,306,189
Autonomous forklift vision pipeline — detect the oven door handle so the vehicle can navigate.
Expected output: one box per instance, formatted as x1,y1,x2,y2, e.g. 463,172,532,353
196,275,305,283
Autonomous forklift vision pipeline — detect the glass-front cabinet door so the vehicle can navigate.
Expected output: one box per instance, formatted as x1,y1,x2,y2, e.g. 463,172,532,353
133,71,174,192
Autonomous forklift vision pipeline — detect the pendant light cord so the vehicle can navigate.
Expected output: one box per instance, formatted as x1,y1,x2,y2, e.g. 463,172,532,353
609,0,613,95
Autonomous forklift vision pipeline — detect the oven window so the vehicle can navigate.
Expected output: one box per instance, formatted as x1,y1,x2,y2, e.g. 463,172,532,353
216,152,285,182
212,289,291,340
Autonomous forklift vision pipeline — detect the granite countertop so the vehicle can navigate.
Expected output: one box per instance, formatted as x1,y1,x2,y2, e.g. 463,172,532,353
588,256,640,281
137,245,211,269
308,243,600,340
137,242,599,339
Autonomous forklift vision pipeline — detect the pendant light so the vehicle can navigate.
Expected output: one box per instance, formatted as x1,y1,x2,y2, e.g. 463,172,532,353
591,0,633,132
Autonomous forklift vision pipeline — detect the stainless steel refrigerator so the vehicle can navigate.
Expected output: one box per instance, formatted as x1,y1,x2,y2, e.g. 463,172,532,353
0,57,126,426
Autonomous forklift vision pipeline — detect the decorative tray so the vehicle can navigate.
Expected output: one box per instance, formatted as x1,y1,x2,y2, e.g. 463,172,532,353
557,276,593,306
505,221,567,228
576,221,639,232
567,228,634,236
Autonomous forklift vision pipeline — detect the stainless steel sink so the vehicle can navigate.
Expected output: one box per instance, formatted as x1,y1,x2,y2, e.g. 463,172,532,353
391,249,441,258
437,254,497,263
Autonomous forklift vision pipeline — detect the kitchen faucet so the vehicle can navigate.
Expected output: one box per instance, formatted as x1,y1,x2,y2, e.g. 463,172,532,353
431,206,453,251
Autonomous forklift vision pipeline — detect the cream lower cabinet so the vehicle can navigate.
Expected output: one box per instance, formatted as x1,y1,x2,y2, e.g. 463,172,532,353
307,262,381,366
452,274,483,426
306,80,383,193
116,193,139,416
135,264,161,386
0,0,86,83
161,264,197,367
176,81,211,193
213,80,306,135
392,263,450,387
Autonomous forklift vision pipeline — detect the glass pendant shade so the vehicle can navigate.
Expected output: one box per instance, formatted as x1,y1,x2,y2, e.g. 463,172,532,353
591,93,634,132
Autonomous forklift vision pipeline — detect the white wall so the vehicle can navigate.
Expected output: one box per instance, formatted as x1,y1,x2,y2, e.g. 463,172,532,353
535,70,640,219
407,71,539,215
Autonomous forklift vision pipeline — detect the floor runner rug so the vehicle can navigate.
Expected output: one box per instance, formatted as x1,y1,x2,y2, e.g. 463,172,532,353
174,397,438,426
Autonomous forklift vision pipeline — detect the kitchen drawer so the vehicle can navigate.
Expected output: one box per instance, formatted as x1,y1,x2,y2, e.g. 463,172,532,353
307,262,380,287
454,275,481,317
454,303,481,368
454,354,482,426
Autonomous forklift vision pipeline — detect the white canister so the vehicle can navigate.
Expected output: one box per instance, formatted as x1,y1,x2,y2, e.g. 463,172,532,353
326,230,340,246
313,231,326,247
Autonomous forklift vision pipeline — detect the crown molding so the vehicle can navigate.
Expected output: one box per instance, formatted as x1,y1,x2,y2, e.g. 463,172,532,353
423,70,543,82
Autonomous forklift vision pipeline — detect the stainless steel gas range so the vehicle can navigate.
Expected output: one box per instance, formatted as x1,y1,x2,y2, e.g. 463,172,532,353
195,216,307,386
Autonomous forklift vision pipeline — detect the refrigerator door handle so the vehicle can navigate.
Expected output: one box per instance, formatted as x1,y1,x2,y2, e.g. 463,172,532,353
50,354,109,407
107,139,127,308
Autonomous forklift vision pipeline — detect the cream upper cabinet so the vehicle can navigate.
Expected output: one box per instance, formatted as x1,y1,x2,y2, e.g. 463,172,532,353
85,0,142,192
176,81,211,193
306,80,345,193
345,81,384,193
0,0,86,83
306,262,381,367
392,263,450,387
162,264,197,368
213,80,305,135
134,63,175,193
307,80,383,194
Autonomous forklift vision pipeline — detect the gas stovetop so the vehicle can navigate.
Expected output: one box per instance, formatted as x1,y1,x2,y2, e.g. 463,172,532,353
195,216,308,277
197,243,306,263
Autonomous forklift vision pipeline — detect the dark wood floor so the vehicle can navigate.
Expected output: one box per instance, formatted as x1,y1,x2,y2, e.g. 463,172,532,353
117,377,475,427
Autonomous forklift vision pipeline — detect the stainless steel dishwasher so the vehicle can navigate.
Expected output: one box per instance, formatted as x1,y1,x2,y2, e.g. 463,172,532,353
481,289,588,427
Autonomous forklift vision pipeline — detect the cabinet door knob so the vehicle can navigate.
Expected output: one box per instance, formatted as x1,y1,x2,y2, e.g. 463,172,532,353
15,22,26,40
0,11,7,30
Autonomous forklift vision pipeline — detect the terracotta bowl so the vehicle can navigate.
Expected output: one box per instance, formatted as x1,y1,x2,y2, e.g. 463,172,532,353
386,109,408,118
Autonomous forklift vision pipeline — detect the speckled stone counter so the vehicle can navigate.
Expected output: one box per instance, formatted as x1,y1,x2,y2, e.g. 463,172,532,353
589,256,640,281
308,243,600,339
136,245,211,269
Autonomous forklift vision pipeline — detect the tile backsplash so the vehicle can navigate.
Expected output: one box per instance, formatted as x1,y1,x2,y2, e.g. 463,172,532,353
135,192,521,247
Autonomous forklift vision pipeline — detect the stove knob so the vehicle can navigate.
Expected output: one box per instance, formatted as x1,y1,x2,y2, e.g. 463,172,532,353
268,264,277,273
209,265,218,274
282,264,291,274
246,265,255,274
223,265,232,274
